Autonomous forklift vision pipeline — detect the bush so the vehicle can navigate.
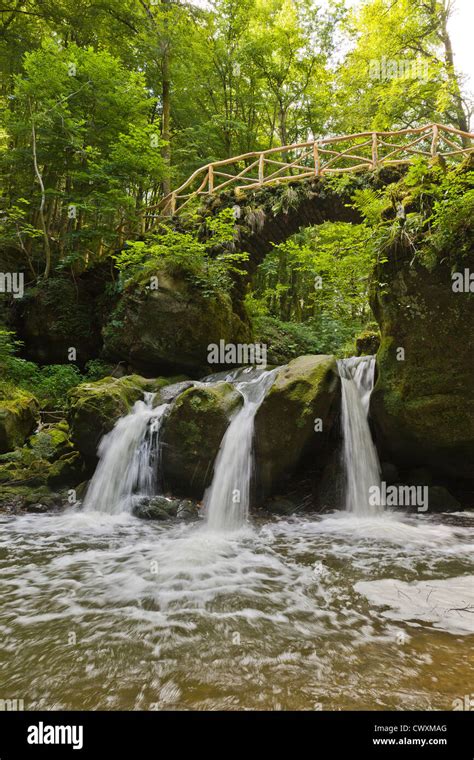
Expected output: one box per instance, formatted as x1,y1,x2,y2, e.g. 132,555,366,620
114,209,249,297
84,359,115,381
253,316,323,364
0,330,114,410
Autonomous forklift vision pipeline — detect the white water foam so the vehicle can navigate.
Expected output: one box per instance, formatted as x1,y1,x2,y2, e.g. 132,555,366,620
355,575,474,635
1,508,473,709
83,393,168,515
204,369,277,532
337,356,381,516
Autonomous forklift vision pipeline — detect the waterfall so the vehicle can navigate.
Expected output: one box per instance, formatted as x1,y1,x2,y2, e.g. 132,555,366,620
337,356,382,516
83,393,168,515
204,369,277,531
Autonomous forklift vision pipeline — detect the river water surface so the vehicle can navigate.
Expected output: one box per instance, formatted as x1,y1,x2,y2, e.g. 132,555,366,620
1,509,473,710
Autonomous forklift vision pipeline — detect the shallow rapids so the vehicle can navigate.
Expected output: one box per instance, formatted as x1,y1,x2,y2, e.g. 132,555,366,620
0,509,472,710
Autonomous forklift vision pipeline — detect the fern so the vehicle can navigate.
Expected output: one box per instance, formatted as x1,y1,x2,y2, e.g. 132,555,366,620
352,188,390,225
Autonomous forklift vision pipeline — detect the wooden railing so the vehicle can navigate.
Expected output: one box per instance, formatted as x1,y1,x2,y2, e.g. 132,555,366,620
144,123,474,220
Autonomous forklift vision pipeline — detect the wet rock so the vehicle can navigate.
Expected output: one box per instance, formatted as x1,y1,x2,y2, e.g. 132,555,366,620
426,486,461,513
24,503,49,514
75,480,90,501
133,495,199,521
407,467,433,487
162,382,242,499
381,462,399,486
157,380,194,404
176,499,200,520
254,355,340,498
264,496,300,516
314,448,344,512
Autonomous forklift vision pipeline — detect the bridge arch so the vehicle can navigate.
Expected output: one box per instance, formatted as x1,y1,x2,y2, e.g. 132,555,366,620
142,123,473,272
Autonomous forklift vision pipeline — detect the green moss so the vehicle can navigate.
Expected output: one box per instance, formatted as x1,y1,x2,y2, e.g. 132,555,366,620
175,420,201,451
0,390,39,454
254,355,340,497
370,226,474,479
161,382,242,498
0,414,85,509
28,421,72,461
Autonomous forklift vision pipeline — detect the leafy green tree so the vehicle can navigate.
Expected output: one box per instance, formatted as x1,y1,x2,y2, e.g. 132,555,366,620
334,0,471,134
1,41,166,274
252,221,377,347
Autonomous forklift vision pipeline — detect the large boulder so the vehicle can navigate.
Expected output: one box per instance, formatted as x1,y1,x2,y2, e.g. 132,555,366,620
0,389,39,453
370,240,474,481
254,355,340,498
0,420,85,509
161,382,242,498
13,267,115,367
102,269,252,376
68,375,167,459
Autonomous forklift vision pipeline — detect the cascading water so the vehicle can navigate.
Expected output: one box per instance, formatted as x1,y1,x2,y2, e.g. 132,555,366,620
204,368,277,531
337,355,382,516
83,393,168,515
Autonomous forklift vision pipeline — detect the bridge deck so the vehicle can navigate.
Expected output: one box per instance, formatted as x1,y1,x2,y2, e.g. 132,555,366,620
144,123,474,221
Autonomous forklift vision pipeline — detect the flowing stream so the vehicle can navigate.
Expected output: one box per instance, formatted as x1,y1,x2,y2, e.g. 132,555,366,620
0,361,473,710
0,510,472,710
204,369,277,531
83,394,168,515
338,356,381,516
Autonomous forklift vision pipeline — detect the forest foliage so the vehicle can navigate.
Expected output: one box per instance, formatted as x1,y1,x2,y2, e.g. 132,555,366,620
0,0,472,395
1,0,471,275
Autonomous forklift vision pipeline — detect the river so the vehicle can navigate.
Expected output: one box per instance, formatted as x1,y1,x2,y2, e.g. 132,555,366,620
1,508,472,710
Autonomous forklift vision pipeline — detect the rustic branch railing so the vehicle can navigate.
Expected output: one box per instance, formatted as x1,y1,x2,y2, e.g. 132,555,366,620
144,123,474,222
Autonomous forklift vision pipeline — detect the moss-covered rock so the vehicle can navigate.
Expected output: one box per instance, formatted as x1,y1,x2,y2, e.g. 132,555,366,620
370,239,474,481
426,486,461,512
102,269,252,376
0,389,39,453
28,419,71,460
161,382,242,498
46,451,84,488
0,419,85,510
68,374,168,459
0,482,65,513
355,328,380,356
13,266,115,366
254,355,340,498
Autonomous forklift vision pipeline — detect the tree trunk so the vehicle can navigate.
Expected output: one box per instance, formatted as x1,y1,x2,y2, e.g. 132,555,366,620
439,2,470,144
31,117,52,279
161,0,172,196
